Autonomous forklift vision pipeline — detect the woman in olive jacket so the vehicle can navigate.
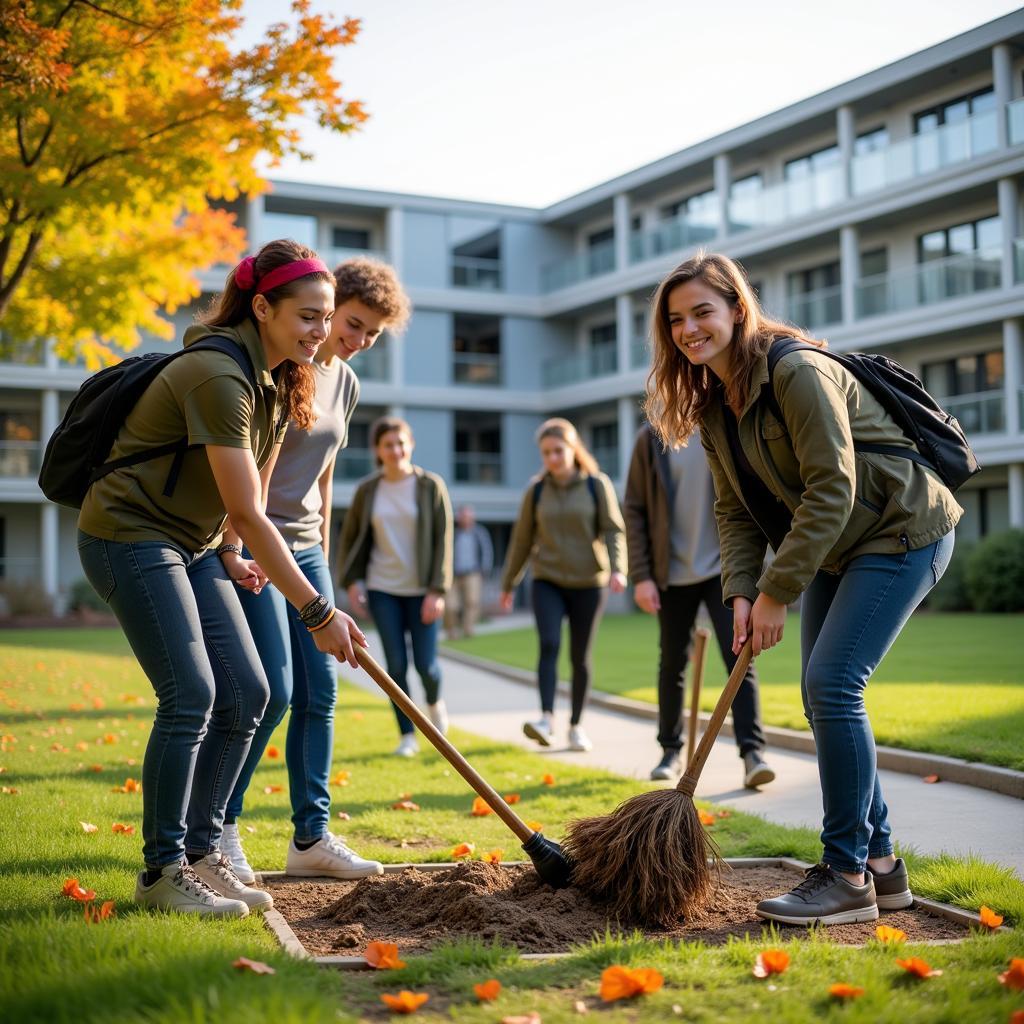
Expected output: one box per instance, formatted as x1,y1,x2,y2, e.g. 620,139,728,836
646,252,961,927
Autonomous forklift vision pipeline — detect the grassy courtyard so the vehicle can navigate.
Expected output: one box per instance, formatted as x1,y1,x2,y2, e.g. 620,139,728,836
445,612,1024,771
0,628,1021,1023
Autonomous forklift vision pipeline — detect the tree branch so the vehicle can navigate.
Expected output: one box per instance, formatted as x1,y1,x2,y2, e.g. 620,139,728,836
0,226,45,321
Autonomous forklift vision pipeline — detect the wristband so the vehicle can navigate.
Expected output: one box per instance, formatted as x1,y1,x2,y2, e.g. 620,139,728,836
216,543,242,558
299,593,330,627
306,607,336,633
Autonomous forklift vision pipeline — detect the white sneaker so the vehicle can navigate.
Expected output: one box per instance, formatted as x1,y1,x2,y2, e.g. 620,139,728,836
427,699,449,735
394,733,419,757
134,861,249,918
523,718,553,746
220,823,256,885
286,832,384,879
192,852,274,911
568,725,593,751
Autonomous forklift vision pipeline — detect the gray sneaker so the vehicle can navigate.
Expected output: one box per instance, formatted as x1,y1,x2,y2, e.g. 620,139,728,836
743,751,776,788
867,857,913,910
756,863,878,925
650,749,681,781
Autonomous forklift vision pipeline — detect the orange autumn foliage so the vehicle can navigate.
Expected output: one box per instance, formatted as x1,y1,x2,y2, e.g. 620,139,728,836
471,796,493,817
391,800,420,812
380,991,429,1014
599,965,664,1001
828,983,865,999
265,746,280,759
541,774,556,786
482,849,504,864
451,842,475,859
979,905,1004,929
525,821,543,832
332,770,350,786
752,950,790,977
473,979,502,1001
999,958,1024,991
365,941,407,970
111,822,135,835
232,957,276,975
896,957,942,978
61,878,96,902
111,777,140,793
504,793,521,804
1010,1011,1024,1024
263,784,283,794
875,924,907,944
698,810,716,826
83,900,116,924
922,774,940,784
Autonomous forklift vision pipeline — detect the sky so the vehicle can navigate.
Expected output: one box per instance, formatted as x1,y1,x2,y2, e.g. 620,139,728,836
241,0,1024,209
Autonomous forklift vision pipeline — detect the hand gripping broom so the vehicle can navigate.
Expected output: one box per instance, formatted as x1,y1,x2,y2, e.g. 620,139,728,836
560,641,753,926
354,647,573,888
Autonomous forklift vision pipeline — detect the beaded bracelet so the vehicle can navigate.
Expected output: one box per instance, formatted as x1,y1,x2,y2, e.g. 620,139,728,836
306,607,336,633
299,594,329,627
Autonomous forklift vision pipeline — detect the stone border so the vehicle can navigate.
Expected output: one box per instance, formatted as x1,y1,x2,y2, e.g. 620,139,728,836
440,647,1024,800
259,857,1006,968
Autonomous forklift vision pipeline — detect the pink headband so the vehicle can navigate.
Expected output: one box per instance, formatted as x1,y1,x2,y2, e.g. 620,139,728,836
234,256,330,294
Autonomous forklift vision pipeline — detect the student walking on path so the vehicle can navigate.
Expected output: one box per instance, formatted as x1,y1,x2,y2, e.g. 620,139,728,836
500,418,627,753
76,241,366,918
220,257,410,883
624,422,773,786
444,504,494,639
338,416,453,757
646,252,961,925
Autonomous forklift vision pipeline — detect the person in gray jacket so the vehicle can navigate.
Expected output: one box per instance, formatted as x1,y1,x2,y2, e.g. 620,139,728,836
623,422,774,786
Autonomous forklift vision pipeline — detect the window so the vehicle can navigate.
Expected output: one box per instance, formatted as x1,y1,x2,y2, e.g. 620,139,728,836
784,144,840,180
588,226,614,248
661,188,717,229
854,127,889,154
916,216,1001,302
918,216,1000,261
590,421,619,476
589,322,617,375
860,248,888,277
334,416,375,481
0,408,41,478
454,412,502,484
922,350,1005,434
452,230,501,289
786,261,841,328
260,211,317,248
857,248,889,316
453,315,501,386
913,88,995,133
331,226,370,250
730,173,762,198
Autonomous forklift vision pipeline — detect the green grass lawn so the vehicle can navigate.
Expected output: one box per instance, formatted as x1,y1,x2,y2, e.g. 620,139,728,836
1,628,1022,1024
446,612,1024,771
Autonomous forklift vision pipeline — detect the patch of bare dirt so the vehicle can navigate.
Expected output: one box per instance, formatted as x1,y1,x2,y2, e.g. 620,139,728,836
265,862,967,955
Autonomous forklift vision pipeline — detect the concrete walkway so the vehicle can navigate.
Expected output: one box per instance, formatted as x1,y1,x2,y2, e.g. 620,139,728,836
349,630,1024,880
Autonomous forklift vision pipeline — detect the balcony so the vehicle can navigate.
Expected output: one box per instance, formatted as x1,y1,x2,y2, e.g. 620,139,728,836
0,441,41,477
591,446,619,477
728,165,844,232
453,451,502,484
334,448,373,481
322,246,388,268
451,255,502,290
1014,238,1024,283
1008,96,1024,146
786,285,842,330
629,218,717,263
453,351,501,386
542,345,618,388
855,248,1001,318
540,240,616,292
850,111,998,196
354,342,390,382
942,390,1005,435
631,337,650,369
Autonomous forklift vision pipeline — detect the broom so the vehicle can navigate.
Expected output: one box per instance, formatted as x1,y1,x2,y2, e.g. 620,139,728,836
561,640,753,927
686,627,710,770
354,646,573,889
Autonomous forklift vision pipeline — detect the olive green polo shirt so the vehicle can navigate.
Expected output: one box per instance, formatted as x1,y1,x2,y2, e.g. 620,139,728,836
78,320,287,554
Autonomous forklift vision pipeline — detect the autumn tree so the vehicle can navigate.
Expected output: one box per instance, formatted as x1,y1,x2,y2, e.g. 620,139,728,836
0,0,367,366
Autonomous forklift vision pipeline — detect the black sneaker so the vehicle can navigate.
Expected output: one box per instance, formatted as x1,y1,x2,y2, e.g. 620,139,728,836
867,857,913,910
650,749,681,781
756,863,878,925
743,751,776,788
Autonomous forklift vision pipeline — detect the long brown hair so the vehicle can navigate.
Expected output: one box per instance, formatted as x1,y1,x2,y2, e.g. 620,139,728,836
643,251,824,448
200,239,335,431
536,417,599,476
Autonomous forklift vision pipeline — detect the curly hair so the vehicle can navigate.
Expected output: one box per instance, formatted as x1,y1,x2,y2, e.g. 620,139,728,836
333,256,411,333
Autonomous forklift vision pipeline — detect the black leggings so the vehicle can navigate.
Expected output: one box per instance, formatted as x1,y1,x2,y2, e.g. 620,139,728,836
532,578,607,725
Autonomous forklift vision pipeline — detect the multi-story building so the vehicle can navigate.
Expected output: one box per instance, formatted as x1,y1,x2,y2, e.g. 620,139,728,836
4,12,1024,609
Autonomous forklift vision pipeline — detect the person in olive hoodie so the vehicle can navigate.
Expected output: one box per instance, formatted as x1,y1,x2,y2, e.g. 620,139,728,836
338,416,453,756
646,252,961,927
500,417,627,753
623,422,772,786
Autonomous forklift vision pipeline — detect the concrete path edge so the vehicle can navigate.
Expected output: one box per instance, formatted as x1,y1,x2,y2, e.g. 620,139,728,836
440,646,1024,801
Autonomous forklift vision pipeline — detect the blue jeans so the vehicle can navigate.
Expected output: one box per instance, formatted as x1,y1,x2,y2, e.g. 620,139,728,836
366,590,441,736
800,531,955,874
77,531,270,868
227,544,338,842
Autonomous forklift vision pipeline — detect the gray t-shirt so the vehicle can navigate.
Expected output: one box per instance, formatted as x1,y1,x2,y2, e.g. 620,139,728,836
267,358,359,550
668,440,722,586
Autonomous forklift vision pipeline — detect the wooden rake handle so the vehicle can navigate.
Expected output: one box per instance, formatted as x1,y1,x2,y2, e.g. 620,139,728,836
675,640,753,797
686,627,710,772
354,646,535,844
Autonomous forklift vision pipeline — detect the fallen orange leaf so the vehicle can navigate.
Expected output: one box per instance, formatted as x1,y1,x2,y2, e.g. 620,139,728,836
365,940,407,970
526,821,544,832
332,770,350,786
336,811,351,821
998,958,1024,990
541,773,555,786
828,983,865,999
896,957,942,978
265,746,280,759
875,924,907,944
103,734,118,745
716,810,732,818
351,711,365,720
88,764,103,773
111,777,140,793
2,786,19,795
380,990,428,1013
482,849,504,864
75,741,89,751
504,793,521,804
599,964,664,1001
922,774,940,784
698,810,716,826
111,822,135,835
61,878,96,902
451,842,475,859
471,796,493,817
83,900,116,924
263,784,283,794
392,800,420,812
753,950,790,977
79,821,98,834
979,905,1004,929
232,957,276,974
473,978,502,1001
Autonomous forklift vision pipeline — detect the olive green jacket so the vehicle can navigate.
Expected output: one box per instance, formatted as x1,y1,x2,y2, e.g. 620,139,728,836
699,346,963,607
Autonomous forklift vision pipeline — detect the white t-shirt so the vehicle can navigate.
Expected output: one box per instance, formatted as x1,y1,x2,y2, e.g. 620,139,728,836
366,473,422,595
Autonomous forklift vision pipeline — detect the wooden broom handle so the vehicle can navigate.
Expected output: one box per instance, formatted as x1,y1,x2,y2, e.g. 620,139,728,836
354,646,535,844
686,627,710,772
676,640,753,796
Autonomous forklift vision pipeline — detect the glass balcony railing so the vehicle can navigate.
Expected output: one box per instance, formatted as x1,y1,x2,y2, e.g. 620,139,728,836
1008,97,1024,146
630,337,650,369
334,448,373,481
786,285,843,330
0,440,41,477
540,240,616,292
453,452,503,485
941,390,1006,435
451,255,502,290
591,446,620,477
728,165,844,232
352,342,390,382
453,351,502,386
851,111,998,196
322,246,388,268
855,248,1001,318
1014,238,1024,283
629,218,718,263
542,345,618,388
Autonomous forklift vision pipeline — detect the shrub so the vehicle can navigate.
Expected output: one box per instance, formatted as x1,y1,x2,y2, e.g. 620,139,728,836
927,542,973,611
0,579,54,617
964,529,1024,612
68,578,108,614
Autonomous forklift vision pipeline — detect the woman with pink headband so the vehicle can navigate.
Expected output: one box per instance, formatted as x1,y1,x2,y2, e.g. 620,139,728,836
77,239,365,918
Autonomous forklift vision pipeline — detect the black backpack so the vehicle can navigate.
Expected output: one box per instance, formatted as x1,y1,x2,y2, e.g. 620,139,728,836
766,337,981,492
38,337,257,510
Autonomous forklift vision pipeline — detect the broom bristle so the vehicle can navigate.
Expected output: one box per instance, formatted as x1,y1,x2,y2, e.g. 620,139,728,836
562,789,720,927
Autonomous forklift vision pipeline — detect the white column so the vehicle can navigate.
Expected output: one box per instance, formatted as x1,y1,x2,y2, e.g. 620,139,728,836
245,195,263,251
40,388,60,604
839,225,859,325
998,177,1019,288
713,153,731,237
615,293,632,374
993,43,1013,148
836,104,855,199
385,206,403,273
1004,317,1022,437
1009,464,1024,528
617,396,635,484
613,193,630,271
